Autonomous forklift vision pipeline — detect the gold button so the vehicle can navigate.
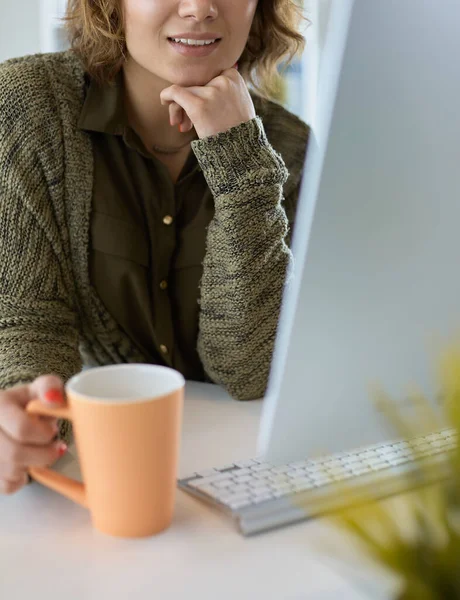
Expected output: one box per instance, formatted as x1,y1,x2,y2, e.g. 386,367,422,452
160,344,168,355
159,280,168,290
163,215,173,226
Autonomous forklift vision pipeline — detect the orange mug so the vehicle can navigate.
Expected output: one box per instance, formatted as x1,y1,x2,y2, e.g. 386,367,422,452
26,364,185,538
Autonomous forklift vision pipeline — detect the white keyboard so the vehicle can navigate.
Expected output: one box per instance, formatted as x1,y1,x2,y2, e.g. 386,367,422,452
178,428,457,535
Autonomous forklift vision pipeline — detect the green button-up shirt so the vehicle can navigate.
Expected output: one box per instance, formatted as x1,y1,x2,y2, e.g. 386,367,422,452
78,75,212,381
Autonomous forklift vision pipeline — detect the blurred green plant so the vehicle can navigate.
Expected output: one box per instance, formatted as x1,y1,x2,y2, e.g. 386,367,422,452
312,345,460,599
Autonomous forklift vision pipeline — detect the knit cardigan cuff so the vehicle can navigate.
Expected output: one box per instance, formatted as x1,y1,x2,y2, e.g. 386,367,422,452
191,117,289,201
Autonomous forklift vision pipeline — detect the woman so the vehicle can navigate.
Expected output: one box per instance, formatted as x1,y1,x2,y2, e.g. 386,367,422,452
0,0,309,495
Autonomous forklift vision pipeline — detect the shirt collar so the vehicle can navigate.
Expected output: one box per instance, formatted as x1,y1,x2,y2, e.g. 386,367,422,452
78,72,127,135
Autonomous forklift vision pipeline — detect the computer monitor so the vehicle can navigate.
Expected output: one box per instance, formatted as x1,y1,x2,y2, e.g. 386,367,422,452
258,0,460,465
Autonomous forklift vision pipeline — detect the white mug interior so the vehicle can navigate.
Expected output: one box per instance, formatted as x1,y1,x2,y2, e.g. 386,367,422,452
66,364,185,404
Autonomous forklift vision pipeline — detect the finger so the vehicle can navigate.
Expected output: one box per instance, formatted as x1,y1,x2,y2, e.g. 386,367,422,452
0,398,59,445
160,85,207,119
30,374,66,406
0,374,64,410
0,428,66,468
0,374,65,444
169,102,184,127
0,462,27,483
179,114,194,133
0,474,28,495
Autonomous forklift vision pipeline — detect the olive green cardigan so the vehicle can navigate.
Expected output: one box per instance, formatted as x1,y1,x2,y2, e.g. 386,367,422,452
0,50,309,401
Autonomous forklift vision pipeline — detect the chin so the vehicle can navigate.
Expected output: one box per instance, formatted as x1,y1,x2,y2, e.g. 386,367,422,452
165,66,224,87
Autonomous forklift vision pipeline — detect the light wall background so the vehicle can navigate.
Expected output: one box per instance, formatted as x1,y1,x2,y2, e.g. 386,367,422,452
0,0,41,63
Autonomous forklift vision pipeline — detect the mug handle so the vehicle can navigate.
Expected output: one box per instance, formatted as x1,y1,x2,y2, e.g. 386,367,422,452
26,400,88,508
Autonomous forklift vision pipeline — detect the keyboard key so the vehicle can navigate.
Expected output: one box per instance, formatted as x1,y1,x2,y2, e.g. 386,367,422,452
286,470,306,478
311,456,332,464
189,473,231,488
365,457,389,467
323,460,342,469
377,446,397,454
410,438,428,447
215,464,236,472
430,440,448,448
327,467,351,477
341,455,362,464
213,480,232,489
234,475,253,484
293,481,315,492
352,466,373,476
335,471,354,481
232,468,251,476
290,476,313,486
252,486,272,496
251,464,272,473
229,498,252,510
312,476,333,486
216,491,237,503
272,465,292,474
288,460,309,469
253,472,272,480
268,474,291,484
232,484,250,494
425,433,442,442
359,451,378,460
249,479,271,489
377,452,402,462
252,493,273,504
198,485,220,496
251,463,272,471
270,482,293,493
392,441,409,450
305,464,324,473
369,461,390,471
273,490,292,498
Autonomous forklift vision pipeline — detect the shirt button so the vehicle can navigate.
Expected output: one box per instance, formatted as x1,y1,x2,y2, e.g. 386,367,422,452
163,215,173,226
160,344,168,355
159,280,168,290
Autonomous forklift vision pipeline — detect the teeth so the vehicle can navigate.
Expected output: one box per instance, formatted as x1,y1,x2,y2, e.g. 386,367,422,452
171,38,217,46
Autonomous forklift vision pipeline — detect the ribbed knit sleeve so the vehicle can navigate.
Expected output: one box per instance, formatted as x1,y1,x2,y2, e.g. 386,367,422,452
191,117,294,401
0,67,82,390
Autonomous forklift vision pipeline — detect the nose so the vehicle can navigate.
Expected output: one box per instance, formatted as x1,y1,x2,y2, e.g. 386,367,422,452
178,0,218,22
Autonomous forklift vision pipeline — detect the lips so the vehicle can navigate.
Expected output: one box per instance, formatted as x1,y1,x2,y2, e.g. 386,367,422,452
167,32,222,41
167,38,222,58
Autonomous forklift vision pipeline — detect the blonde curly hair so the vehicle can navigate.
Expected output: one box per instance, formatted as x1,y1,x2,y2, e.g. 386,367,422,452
65,0,307,98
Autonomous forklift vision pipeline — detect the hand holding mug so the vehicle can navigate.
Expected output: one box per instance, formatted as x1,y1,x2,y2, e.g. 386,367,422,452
0,375,67,495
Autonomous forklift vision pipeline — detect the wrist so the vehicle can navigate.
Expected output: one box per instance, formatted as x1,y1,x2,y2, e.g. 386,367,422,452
192,118,288,197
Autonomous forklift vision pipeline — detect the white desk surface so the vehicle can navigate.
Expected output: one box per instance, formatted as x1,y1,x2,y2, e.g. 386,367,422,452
0,382,399,600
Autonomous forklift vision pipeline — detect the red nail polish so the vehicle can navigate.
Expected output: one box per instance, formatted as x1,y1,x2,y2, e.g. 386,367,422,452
58,443,68,457
44,389,64,404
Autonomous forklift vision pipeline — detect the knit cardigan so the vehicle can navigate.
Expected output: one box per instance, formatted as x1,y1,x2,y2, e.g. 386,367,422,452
0,50,309,401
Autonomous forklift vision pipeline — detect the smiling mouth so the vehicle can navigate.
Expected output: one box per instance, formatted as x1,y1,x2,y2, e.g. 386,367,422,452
167,38,222,47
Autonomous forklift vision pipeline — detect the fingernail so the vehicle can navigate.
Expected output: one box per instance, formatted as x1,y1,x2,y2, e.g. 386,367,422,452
57,443,68,457
44,389,64,404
